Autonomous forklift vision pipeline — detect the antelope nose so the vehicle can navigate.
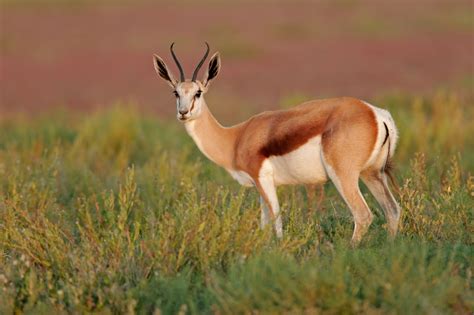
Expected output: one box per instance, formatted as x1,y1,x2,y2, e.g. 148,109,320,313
179,109,189,115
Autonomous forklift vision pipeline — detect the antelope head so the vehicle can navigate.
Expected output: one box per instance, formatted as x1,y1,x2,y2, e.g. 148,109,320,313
153,42,221,122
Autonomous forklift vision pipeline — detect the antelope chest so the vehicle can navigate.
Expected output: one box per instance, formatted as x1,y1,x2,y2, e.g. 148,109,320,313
266,136,327,186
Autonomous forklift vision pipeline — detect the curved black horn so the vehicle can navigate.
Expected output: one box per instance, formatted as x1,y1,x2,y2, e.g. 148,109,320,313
192,42,210,82
170,42,185,82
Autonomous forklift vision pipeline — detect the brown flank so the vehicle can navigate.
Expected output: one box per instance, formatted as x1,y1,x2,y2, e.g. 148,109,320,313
231,97,377,178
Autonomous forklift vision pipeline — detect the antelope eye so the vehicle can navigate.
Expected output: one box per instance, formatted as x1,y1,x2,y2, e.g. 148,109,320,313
173,91,179,97
195,91,202,98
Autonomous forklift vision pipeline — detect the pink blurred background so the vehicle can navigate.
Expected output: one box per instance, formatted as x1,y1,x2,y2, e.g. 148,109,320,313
1,0,473,120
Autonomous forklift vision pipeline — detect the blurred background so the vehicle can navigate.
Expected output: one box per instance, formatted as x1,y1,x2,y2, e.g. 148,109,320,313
1,0,473,122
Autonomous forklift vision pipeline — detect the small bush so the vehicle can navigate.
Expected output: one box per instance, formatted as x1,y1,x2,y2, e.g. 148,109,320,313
0,94,472,313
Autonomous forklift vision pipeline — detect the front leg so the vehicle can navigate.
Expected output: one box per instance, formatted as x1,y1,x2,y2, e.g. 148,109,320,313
260,196,271,229
256,173,282,238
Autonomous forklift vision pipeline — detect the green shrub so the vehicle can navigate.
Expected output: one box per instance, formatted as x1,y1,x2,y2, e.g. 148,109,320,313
0,93,472,313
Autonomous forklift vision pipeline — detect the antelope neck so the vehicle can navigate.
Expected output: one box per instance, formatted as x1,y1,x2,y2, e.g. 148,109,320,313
184,102,239,170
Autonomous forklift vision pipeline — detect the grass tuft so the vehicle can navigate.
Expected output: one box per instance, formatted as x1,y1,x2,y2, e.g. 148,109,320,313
0,93,473,313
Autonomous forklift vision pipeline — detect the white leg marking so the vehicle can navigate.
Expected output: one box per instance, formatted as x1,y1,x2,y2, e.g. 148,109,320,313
259,176,282,238
259,161,282,238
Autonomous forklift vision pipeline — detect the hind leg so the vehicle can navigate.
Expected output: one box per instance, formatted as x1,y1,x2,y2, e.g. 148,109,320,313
319,102,380,244
361,170,401,237
322,155,373,245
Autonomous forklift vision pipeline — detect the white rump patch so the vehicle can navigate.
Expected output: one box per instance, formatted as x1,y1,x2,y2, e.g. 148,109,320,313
362,101,399,168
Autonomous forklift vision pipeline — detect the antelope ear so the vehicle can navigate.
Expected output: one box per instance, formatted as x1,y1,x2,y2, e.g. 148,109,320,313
202,52,221,87
153,54,177,88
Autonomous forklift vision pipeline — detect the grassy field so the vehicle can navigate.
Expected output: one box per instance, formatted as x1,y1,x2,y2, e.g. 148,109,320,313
0,92,473,314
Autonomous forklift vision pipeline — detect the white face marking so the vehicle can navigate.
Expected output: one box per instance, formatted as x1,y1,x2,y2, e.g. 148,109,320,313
174,82,205,122
267,136,327,186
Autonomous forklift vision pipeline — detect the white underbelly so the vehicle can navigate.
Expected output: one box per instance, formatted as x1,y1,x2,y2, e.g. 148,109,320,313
268,136,327,186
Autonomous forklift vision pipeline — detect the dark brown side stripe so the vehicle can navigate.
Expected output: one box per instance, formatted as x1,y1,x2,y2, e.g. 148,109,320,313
259,123,325,157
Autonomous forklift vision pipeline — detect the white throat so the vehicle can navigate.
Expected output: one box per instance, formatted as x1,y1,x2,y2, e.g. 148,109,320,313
184,120,217,164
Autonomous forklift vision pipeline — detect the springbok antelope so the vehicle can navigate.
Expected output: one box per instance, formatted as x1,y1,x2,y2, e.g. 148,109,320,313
153,43,401,244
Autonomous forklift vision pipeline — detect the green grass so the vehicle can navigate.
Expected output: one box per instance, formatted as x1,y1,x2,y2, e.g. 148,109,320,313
0,93,473,314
